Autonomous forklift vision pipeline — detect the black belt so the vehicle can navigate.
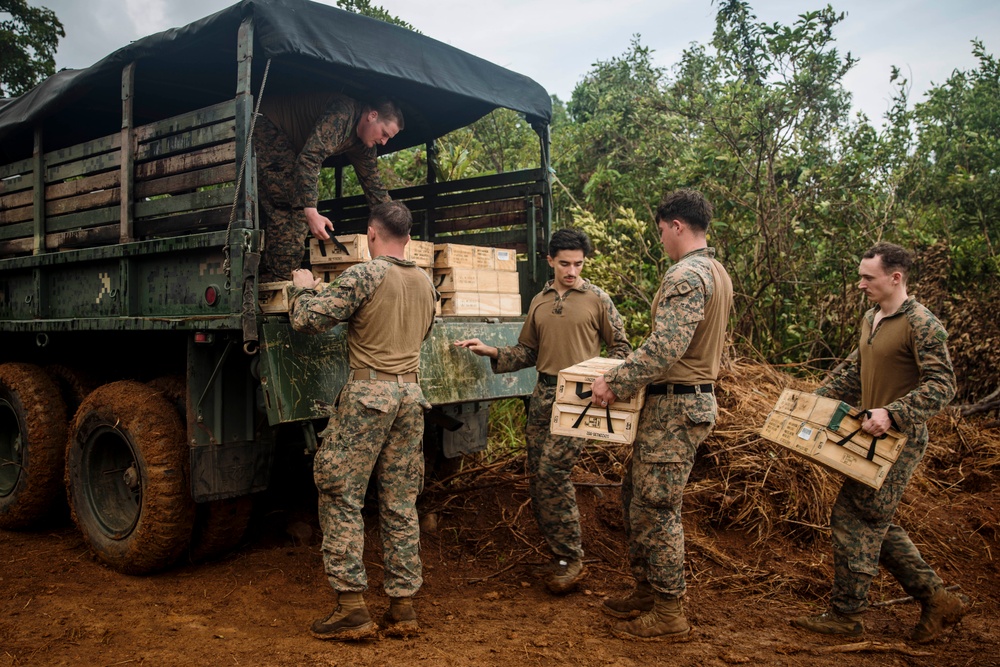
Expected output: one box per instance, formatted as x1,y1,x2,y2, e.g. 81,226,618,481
647,383,714,396
538,373,558,386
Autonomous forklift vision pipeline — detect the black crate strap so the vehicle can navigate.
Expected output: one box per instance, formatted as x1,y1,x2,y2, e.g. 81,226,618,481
832,410,885,461
317,237,350,257
571,402,614,434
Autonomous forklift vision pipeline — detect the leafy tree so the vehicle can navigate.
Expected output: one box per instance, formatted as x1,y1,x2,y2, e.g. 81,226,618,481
0,0,64,97
335,0,418,32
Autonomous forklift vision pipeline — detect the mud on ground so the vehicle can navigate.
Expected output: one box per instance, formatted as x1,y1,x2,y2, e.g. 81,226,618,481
1,450,997,667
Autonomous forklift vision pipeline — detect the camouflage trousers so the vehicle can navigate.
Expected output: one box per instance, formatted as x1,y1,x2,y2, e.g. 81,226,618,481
622,392,716,598
254,115,309,282
524,381,586,562
830,424,943,614
313,380,426,597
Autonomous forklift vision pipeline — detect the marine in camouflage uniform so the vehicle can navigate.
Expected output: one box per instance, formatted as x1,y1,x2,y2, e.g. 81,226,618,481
793,242,966,643
591,189,732,641
255,92,396,281
289,201,437,640
455,229,630,594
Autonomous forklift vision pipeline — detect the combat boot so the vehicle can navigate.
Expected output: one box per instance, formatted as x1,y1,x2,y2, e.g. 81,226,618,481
602,580,654,619
546,558,586,594
382,596,420,637
611,593,691,642
911,588,968,643
310,592,377,641
792,609,864,636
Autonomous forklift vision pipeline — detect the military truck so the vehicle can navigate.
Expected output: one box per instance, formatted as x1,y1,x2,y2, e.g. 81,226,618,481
0,0,552,574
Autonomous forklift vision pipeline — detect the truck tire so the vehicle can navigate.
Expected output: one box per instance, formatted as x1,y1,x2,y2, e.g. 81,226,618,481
0,363,68,529
189,496,254,562
66,381,195,574
44,364,97,416
145,377,254,562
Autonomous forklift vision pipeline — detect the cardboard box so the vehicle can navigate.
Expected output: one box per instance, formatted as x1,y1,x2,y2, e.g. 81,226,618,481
434,243,477,268
497,270,520,294
434,268,479,292
499,293,521,316
550,402,640,445
494,248,517,272
310,235,370,264
555,357,645,412
474,246,495,270
759,388,907,489
405,240,434,267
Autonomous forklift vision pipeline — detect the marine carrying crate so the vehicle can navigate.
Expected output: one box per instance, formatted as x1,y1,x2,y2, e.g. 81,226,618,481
550,357,644,444
759,389,907,489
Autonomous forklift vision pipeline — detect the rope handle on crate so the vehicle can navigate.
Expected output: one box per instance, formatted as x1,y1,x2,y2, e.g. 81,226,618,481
832,410,886,461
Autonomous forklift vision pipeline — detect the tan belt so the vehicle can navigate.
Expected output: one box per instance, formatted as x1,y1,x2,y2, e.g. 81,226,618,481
349,367,418,384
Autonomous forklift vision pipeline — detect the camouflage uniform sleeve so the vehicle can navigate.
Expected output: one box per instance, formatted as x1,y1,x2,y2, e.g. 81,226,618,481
493,298,540,373
288,263,384,334
884,309,957,429
815,355,862,405
291,97,356,209
594,286,631,360
602,269,705,400
345,145,390,207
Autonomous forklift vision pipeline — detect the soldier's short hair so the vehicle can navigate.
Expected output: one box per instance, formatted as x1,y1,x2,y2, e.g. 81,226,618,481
548,228,592,258
369,98,405,130
656,188,713,232
370,201,412,240
863,242,913,279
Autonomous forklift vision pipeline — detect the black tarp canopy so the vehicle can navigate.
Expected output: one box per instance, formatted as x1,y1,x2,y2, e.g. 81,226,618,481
0,0,552,164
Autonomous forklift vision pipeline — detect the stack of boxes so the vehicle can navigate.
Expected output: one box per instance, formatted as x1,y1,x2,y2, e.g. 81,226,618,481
759,388,906,489
257,234,436,314
433,243,521,316
308,234,435,282
549,357,645,445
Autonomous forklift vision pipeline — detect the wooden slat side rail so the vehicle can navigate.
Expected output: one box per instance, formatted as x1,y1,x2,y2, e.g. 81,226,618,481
42,133,121,169
45,151,122,184
46,171,120,201
136,163,237,199
135,121,236,163
0,172,32,198
0,158,33,181
134,142,235,181
133,99,236,144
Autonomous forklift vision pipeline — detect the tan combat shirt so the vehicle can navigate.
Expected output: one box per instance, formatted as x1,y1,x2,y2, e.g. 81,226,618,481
493,278,631,376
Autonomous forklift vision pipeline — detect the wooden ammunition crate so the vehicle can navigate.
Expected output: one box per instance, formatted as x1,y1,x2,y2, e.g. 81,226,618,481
499,294,521,316
310,235,370,264
494,248,517,272
550,402,640,445
259,280,326,314
759,389,906,489
433,243,477,268
555,357,644,412
476,269,499,293
405,240,434,267
474,246,495,269
434,268,479,292
440,292,483,315
497,270,520,294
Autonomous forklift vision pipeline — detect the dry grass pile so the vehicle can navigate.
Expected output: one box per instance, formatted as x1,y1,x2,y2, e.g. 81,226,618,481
424,358,999,591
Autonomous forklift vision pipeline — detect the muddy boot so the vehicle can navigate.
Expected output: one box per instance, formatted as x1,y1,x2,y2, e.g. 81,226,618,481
602,580,654,619
546,559,586,594
611,593,691,642
911,588,968,643
310,592,377,641
382,596,420,637
791,609,864,637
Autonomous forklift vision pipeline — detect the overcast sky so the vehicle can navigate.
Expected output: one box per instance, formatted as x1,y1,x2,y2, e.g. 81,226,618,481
26,0,1000,123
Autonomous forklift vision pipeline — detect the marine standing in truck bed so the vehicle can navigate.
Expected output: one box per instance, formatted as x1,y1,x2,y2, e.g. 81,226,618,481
255,92,402,281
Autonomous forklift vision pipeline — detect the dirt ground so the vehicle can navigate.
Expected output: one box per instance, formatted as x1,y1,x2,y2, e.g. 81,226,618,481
2,451,997,667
